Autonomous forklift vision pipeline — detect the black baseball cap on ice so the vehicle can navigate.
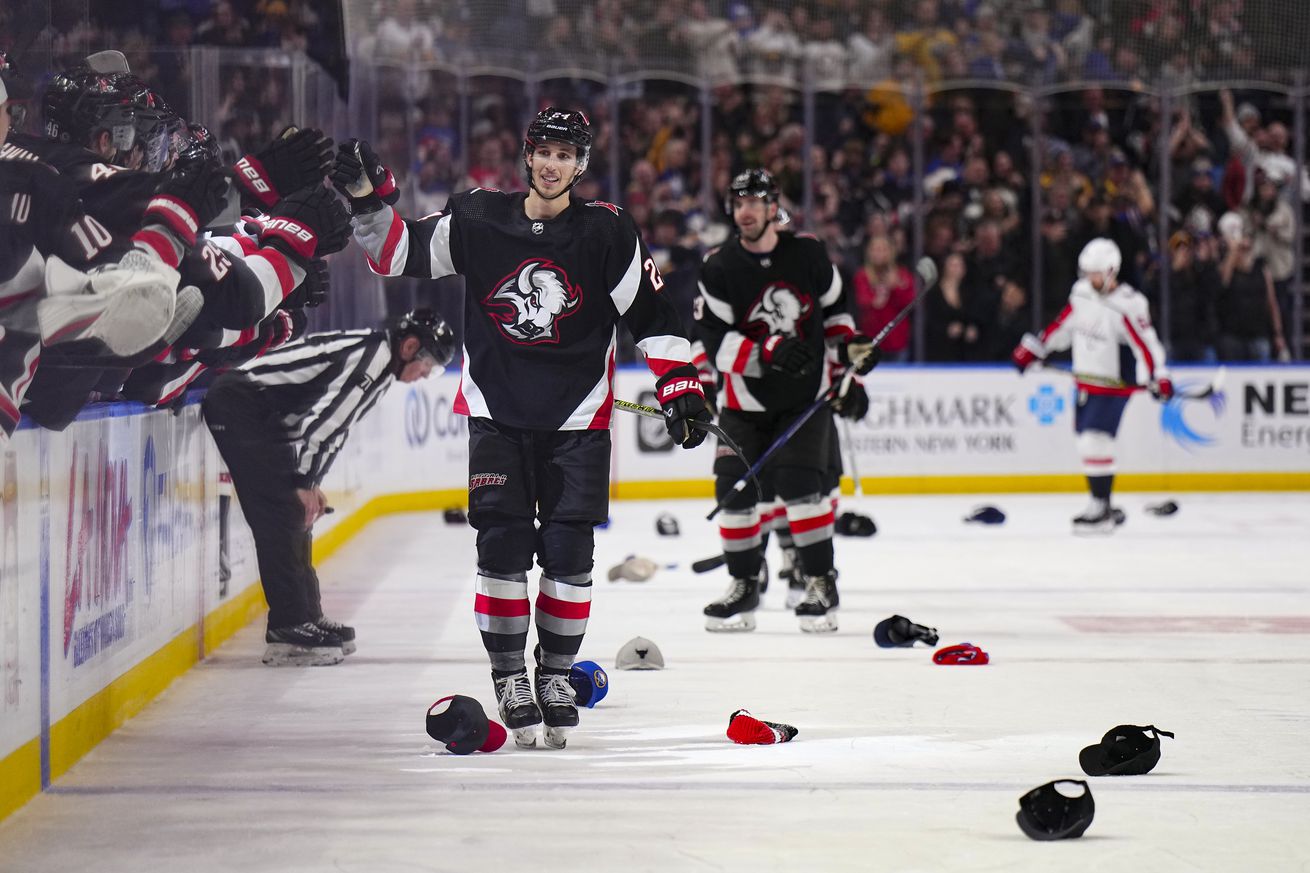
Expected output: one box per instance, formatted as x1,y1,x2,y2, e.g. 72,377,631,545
1079,724,1174,776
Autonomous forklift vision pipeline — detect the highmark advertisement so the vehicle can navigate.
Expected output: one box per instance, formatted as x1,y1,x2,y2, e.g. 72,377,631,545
611,365,1310,485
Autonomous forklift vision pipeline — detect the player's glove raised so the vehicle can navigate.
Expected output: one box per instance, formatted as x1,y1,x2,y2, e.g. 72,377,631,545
260,186,353,265
831,381,869,421
281,258,330,310
145,157,229,246
1150,377,1174,401
1011,332,1046,374
234,127,335,208
760,334,816,377
656,370,712,450
330,139,395,214
837,333,881,375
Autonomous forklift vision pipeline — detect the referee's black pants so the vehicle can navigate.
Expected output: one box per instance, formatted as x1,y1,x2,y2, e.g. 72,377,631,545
202,373,319,630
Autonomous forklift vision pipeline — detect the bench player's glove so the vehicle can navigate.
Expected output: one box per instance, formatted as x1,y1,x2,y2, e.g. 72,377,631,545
145,157,229,247
831,381,869,421
234,127,335,208
260,186,353,265
760,334,816,377
280,257,329,310
1149,377,1174,401
837,333,881,375
656,370,712,450
1011,333,1046,374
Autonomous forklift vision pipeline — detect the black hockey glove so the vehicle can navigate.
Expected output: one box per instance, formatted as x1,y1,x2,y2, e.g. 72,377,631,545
656,370,712,450
234,127,335,209
281,258,330,310
260,185,353,265
145,158,230,246
837,333,881,375
330,139,394,215
831,381,869,421
760,334,817,377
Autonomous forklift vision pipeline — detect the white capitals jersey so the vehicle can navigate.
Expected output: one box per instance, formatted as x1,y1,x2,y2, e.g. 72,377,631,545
1035,279,1168,395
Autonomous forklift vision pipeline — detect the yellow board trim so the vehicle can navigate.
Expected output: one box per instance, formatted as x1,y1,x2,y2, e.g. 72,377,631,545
0,738,42,822
613,472,1310,499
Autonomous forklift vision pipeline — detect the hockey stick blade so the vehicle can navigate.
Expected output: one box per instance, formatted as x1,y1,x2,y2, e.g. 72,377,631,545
692,554,727,574
612,399,764,505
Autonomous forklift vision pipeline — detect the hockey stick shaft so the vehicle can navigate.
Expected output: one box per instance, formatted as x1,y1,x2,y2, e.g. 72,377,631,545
612,399,765,503
705,258,938,521
1036,363,1225,400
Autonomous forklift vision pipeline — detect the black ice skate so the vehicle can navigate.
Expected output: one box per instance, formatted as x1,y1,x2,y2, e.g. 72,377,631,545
1073,500,1116,535
780,547,805,609
534,668,580,750
262,622,345,666
314,617,356,655
493,670,543,749
703,575,760,632
795,570,839,634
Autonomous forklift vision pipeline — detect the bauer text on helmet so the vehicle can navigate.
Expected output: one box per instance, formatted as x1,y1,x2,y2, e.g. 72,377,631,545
523,107,592,200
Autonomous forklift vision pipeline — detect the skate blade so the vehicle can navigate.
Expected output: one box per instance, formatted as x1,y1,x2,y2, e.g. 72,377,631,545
1072,522,1116,536
705,612,757,632
261,643,345,666
511,726,540,749
543,725,572,750
798,611,839,634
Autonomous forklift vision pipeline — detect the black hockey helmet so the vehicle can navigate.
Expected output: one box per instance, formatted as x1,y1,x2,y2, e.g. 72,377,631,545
0,51,32,131
725,168,779,214
523,106,593,166
395,308,455,368
172,121,221,168
113,74,181,172
44,66,135,149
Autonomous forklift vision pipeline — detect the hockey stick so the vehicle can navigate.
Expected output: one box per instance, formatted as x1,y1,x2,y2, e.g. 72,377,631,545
705,257,939,521
612,398,765,504
838,417,864,498
692,553,727,574
1036,363,1226,401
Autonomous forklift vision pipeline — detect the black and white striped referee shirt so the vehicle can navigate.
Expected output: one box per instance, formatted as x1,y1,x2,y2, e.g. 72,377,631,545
239,329,394,488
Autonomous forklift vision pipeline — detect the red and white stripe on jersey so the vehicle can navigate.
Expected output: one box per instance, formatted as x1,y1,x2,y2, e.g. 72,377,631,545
722,372,766,412
156,361,206,406
637,332,694,380
0,340,41,434
718,506,762,553
132,226,183,268
715,331,762,376
143,195,199,244
561,329,618,430
0,249,43,310
1121,316,1157,379
207,233,304,316
534,575,592,637
452,343,493,419
824,311,856,342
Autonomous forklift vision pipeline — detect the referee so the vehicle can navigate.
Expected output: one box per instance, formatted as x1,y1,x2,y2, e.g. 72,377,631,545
203,309,454,666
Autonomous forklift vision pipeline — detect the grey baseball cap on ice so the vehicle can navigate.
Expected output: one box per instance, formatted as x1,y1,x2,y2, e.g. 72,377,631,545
615,636,664,670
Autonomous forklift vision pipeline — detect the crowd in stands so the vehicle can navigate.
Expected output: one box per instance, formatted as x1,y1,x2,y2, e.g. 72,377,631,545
3,0,1304,362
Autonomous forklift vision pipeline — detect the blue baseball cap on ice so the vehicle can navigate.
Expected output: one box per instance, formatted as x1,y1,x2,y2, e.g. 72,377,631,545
569,660,609,707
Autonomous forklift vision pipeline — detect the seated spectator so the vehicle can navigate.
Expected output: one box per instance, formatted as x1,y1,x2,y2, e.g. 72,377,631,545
852,235,915,362
924,253,981,362
1174,158,1226,234
985,277,1030,361
848,8,894,86
195,1,250,47
1216,225,1287,362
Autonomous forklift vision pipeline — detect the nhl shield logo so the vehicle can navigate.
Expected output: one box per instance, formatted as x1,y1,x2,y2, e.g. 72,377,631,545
745,282,813,338
486,259,582,344
531,221,544,235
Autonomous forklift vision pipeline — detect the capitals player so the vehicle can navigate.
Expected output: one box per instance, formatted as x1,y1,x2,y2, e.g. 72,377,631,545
1012,238,1172,534
695,169,876,633
337,108,710,749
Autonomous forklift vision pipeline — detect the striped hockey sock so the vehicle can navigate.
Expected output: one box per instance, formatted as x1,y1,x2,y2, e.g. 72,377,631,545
474,570,530,673
534,573,593,670
786,495,835,576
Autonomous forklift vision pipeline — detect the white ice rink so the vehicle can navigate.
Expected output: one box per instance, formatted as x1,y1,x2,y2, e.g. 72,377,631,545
1,493,1309,872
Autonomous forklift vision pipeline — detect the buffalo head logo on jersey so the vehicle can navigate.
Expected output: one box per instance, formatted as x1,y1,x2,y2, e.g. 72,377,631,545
744,283,813,339
486,259,581,344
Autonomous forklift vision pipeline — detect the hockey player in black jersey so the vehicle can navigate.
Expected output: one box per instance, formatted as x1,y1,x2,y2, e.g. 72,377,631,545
695,170,877,634
338,107,711,749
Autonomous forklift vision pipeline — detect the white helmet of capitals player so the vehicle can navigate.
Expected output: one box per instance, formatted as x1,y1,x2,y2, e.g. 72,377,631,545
1078,238,1121,280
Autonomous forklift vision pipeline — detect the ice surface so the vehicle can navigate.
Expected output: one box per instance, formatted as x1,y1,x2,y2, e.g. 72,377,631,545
2,493,1309,872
